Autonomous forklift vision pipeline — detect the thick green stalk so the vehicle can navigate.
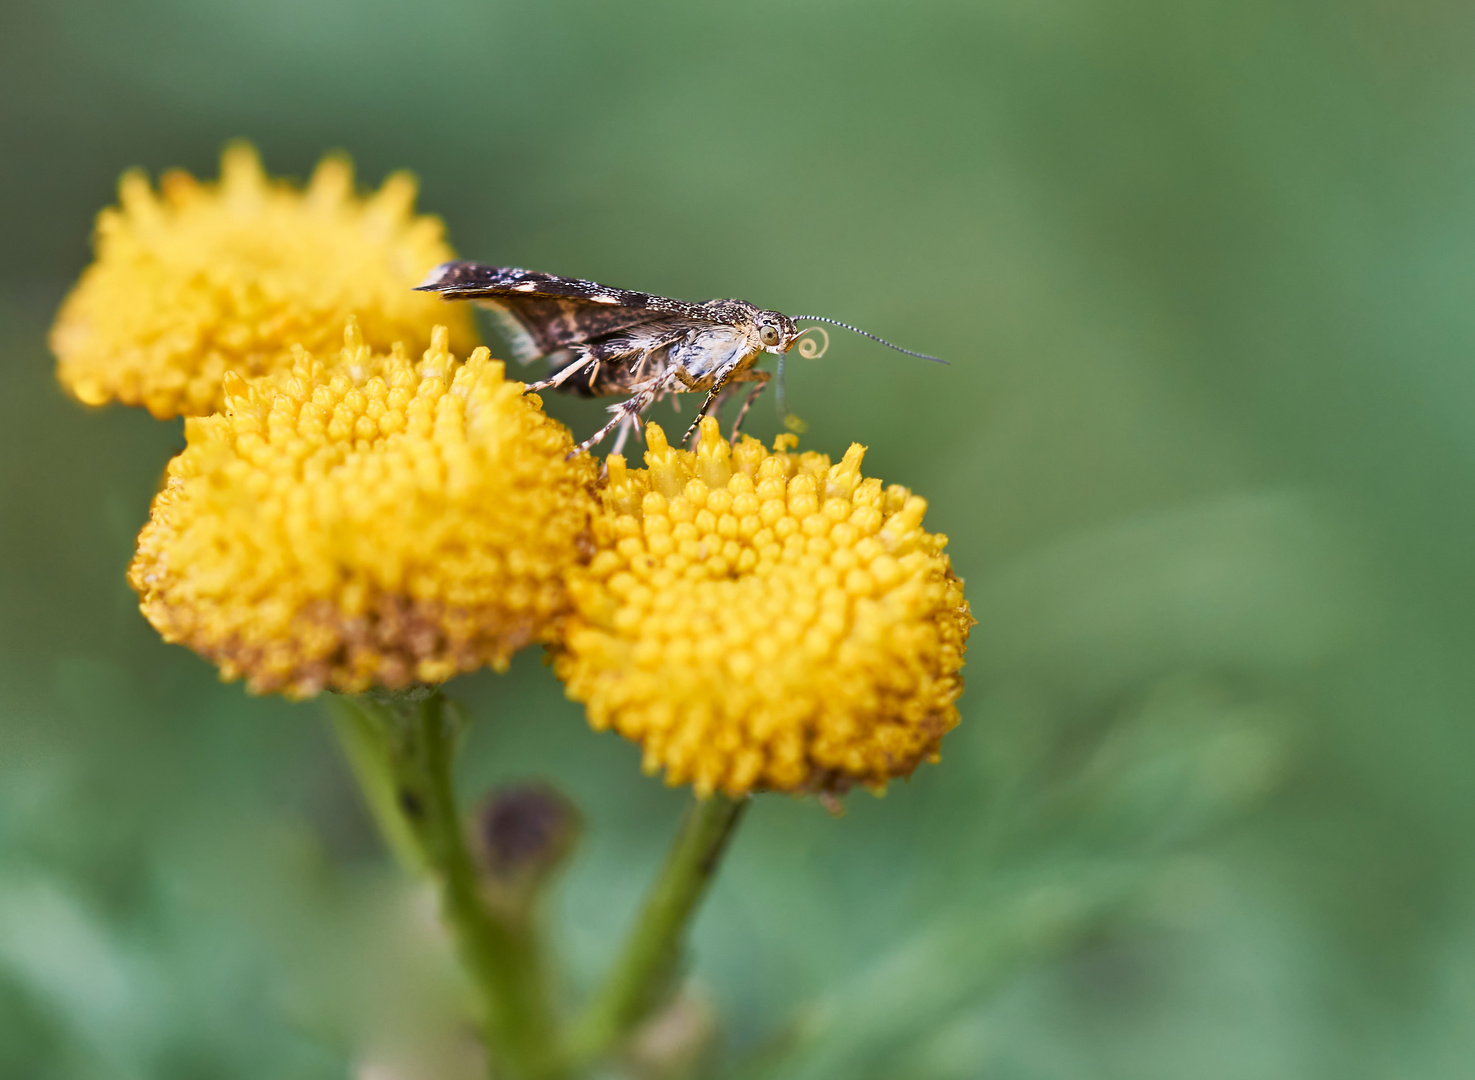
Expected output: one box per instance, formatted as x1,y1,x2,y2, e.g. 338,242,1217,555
566,793,748,1066
327,691,565,1080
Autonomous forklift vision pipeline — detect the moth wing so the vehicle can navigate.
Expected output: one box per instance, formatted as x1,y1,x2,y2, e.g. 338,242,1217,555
476,299,573,365
416,261,711,364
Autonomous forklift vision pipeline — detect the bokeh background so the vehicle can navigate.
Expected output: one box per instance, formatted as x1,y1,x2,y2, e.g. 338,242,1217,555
4,2,1474,1077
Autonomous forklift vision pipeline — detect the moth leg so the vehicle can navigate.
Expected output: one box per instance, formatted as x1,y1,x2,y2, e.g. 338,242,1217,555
571,387,657,458
681,387,727,446
525,350,597,394
609,412,639,457
672,366,709,391
633,346,664,382
725,370,771,443
573,410,630,457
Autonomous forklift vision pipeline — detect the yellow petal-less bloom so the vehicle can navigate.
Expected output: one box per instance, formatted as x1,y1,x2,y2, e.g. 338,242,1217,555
129,321,596,699
555,419,972,797
52,142,476,418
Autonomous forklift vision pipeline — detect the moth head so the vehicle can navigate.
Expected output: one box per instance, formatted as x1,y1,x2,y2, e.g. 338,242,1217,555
754,311,799,354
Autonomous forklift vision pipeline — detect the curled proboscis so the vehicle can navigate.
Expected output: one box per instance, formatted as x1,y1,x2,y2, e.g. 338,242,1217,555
795,326,830,359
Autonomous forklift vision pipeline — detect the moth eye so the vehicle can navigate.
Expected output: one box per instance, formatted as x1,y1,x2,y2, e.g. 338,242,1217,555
759,324,781,347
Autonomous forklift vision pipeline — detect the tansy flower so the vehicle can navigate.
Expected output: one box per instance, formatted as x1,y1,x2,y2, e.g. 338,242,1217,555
129,320,596,698
52,142,475,418
554,418,972,797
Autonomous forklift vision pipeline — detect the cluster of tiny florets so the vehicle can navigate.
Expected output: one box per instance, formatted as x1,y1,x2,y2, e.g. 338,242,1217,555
129,321,596,698
53,142,974,791
554,418,972,796
52,142,476,418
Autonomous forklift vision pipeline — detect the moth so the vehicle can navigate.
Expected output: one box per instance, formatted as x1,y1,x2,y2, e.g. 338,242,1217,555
415,261,943,456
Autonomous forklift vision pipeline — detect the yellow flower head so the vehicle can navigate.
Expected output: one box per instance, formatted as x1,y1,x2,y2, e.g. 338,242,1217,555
555,419,972,797
52,142,476,418
129,321,596,698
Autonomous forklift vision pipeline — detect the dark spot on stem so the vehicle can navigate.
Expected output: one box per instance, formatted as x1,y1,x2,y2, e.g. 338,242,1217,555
697,844,728,876
398,789,424,819
696,803,747,875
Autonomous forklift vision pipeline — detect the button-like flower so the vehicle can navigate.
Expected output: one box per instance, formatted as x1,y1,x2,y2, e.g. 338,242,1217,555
129,321,596,698
52,142,475,418
555,419,972,797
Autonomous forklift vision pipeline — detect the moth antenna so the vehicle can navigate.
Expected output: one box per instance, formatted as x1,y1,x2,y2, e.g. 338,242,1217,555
791,317,947,364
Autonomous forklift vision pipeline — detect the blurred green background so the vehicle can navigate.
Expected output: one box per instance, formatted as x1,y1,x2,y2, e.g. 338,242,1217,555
4,1,1474,1077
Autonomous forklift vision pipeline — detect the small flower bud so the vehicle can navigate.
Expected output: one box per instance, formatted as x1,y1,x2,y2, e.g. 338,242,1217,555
474,783,581,901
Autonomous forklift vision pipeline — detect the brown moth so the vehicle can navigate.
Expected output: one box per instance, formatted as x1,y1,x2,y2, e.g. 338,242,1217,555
416,261,942,455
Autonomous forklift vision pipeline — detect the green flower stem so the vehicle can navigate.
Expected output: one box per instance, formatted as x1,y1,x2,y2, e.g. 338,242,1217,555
567,792,749,1066
327,690,565,1080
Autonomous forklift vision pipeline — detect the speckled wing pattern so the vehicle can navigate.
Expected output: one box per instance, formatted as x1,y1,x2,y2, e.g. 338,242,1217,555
415,261,714,365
